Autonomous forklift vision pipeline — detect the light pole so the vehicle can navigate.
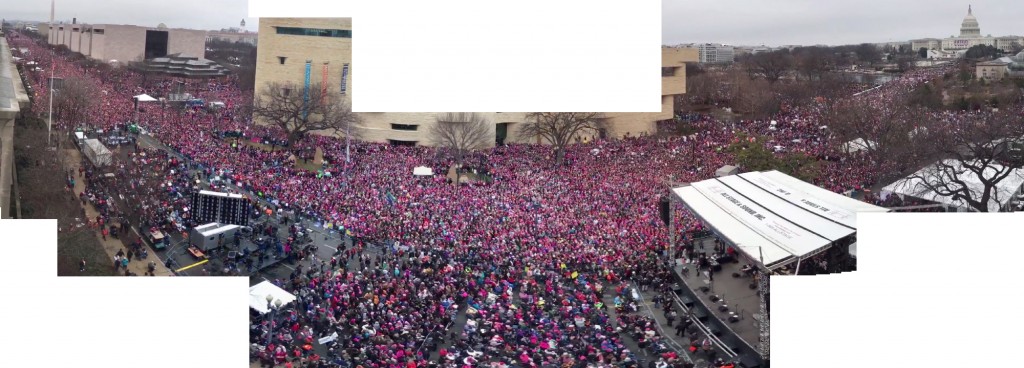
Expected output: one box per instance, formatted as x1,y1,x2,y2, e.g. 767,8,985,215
47,52,55,145
265,295,283,348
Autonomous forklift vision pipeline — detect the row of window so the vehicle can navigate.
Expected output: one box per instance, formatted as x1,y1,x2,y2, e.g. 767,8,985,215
55,27,103,34
275,27,351,38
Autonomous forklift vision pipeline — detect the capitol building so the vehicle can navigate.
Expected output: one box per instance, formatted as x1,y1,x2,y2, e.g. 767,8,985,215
910,5,1023,55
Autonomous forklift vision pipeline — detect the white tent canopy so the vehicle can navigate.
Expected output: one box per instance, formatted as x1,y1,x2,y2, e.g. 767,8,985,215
133,94,158,102
413,166,434,176
249,281,296,314
841,138,875,154
715,165,738,177
881,159,1024,212
673,170,888,270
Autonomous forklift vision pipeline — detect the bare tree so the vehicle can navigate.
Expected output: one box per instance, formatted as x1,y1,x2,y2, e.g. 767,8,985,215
743,51,792,83
854,43,882,66
53,77,97,131
792,46,833,81
730,73,779,118
824,98,919,177
429,112,493,164
252,82,359,146
518,112,606,166
895,112,1024,212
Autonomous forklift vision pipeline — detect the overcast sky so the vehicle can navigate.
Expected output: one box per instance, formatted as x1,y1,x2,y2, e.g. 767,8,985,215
664,0,1023,46
4,1,1020,46
2,0,256,31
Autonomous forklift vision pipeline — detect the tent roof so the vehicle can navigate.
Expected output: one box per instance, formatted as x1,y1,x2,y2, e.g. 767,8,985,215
249,281,296,314
413,166,434,176
882,159,1024,212
84,139,111,155
759,170,890,217
841,138,875,153
674,186,795,269
673,170,888,270
133,94,158,102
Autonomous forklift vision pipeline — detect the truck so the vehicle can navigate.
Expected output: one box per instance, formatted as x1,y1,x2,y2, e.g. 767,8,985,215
189,222,241,252
82,139,112,168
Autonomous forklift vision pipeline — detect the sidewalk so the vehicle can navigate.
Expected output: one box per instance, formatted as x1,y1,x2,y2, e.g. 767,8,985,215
66,148,173,276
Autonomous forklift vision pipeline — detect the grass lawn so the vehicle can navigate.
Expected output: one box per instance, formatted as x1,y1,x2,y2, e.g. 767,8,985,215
57,229,117,276
14,116,113,276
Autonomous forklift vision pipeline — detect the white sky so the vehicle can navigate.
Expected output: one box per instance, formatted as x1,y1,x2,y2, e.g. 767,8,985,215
663,0,1023,46
3,1,1020,46
2,0,257,31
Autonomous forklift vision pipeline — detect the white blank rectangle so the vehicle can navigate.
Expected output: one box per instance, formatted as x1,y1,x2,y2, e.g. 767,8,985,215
249,0,661,112
772,213,1024,368
0,220,248,368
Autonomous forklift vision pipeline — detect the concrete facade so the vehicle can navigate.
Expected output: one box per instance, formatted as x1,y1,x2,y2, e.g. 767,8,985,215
47,23,207,63
911,38,941,51
254,18,698,146
254,18,353,105
1,37,32,218
976,60,1009,81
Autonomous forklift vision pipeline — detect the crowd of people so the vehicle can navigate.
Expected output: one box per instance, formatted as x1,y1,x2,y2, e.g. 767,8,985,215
8,30,989,367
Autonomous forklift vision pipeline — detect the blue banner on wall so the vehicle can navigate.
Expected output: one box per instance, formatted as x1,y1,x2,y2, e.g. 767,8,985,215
303,61,311,120
340,63,350,95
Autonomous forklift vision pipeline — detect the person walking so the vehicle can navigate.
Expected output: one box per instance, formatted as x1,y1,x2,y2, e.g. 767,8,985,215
80,259,87,272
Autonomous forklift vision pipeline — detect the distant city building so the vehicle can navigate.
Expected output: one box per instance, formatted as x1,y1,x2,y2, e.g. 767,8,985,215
874,41,911,51
976,59,1010,80
910,38,942,52
47,22,207,63
911,6,1024,54
975,51,1024,81
696,43,734,63
256,18,699,146
207,31,258,46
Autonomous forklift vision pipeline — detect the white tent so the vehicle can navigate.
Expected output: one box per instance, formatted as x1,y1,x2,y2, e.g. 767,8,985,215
249,281,296,314
413,166,434,176
715,165,739,177
841,138,875,154
882,159,1024,212
673,170,888,271
133,94,158,102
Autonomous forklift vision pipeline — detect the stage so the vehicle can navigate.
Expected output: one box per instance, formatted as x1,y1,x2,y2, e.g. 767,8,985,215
670,237,766,365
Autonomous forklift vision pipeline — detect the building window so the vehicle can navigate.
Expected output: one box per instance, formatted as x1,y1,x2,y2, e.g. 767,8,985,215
662,67,676,77
72,27,79,32
278,56,287,65
391,124,418,131
93,29,104,34
281,87,292,97
275,27,351,38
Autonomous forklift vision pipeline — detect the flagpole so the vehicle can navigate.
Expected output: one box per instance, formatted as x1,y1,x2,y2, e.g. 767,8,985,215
48,0,55,145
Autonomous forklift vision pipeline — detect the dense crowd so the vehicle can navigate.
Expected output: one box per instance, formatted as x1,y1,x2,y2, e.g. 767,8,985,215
7,31,983,367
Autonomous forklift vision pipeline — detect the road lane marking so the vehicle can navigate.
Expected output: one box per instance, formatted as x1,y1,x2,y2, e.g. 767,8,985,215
176,259,209,272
